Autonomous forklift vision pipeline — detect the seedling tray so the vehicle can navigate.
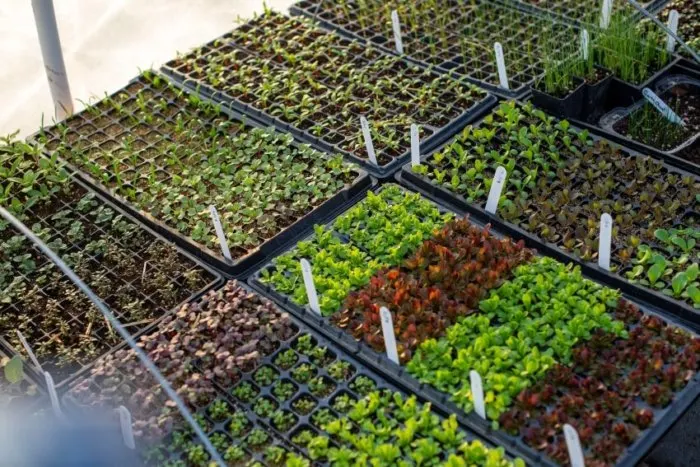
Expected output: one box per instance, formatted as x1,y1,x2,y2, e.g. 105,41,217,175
492,0,669,27
288,0,574,99
31,73,373,277
66,281,530,466
0,170,222,387
597,74,700,175
397,102,700,331
160,12,498,178
249,186,700,466
0,346,45,414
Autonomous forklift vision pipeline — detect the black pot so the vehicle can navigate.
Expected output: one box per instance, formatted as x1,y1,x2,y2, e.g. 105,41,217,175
583,65,614,119
530,77,585,120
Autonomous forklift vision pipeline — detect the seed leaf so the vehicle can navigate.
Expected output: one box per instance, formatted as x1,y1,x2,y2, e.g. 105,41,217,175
4,355,23,384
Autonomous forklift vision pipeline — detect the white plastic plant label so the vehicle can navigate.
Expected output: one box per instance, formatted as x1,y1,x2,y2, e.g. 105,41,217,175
379,307,399,365
208,206,232,261
16,330,42,371
666,10,680,52
580,29,590,60
410,124,420,167
642,88,685,125
564,424,585,467
600,0,612,29
485,166,507,214
598,213,613,271
300,259,321,315
44,371,63,418
469,370,486,420
494,43,509,90
117,406,136,449
391,10,404,54
360,116,378,166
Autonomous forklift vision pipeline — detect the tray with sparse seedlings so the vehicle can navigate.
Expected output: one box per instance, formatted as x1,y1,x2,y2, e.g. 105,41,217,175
249,182,700,466
160,12,496,177
493,0,665,26
67,281,531,466
0,137,221,385
0,348,42,412
32,72,371,276
289,0,575,98
399,100,700,328
600,74,700,172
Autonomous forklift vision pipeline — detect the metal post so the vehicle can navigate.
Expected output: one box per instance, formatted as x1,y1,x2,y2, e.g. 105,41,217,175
31,0,73,120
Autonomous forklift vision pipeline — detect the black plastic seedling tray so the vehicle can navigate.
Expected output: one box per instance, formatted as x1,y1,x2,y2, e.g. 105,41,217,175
492,0,671,27
397,112,700,332
159,13,498,178
0,175,222,389
31,73,374,278
596,72,700,176
249,184,700,467
288,0,571,100
65,281,532,466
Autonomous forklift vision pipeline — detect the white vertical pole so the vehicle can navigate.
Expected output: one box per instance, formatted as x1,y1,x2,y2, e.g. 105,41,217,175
31,0,73,120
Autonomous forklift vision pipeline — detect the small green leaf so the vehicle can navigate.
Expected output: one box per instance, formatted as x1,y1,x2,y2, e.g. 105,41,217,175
647,261,666,285
4,355,23,384
654,229,670,243
687,263,699,282
672,272,689,296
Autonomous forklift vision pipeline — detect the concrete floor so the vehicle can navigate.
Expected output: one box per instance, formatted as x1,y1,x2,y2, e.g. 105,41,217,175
0,0,294,138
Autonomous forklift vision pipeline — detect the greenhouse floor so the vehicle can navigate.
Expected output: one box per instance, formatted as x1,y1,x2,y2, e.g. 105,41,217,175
0,0,293,137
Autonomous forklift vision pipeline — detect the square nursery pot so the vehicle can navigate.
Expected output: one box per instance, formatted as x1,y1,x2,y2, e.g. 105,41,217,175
583,65,614,118
599,74,700,172
530,77,585,119
613,56,681,92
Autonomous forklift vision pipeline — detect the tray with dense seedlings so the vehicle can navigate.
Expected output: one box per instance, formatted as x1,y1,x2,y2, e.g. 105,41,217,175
67,281,528,466
34,72,369,275
0,138,220,384
255,210,700,465
647,0,699,61
255,184,455,317
289,0,575,98
161,12,496,177
401,101,700,327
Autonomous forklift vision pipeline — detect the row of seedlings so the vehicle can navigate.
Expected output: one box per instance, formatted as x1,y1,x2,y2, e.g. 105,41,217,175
68,281,526,466
161,11,495,176
253,185,700,465
0,138,219,384
288,0,574,97
34,72,367,274
403,101,700,320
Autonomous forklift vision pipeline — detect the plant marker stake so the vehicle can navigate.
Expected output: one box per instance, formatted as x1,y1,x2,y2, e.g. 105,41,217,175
142,261,148,282
360,117,378,166
626,0,700,65
666,10,680,53
494,43,509,90
564,424,585,467
31,0,73,120
16,330,42,372
117,406,136,449
580,29,590,60
45,371,63,418
485,166,507,214
391,10,404,54
0,206,226,466
300,259,321,316
469,370,486,420
410,124,420,167
598,213,613,271
600,0,612,29
642,88,685,126
379,307,399,365
208,206,232,261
